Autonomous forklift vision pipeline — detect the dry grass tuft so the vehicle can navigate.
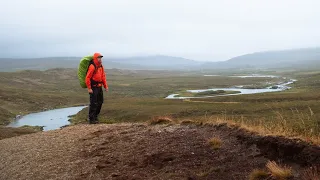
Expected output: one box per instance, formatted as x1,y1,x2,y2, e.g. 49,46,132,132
266,161,293,179
197,167,221,177
249,169,269,180
208,137,222,150
302,166,320,180
150,116,173,125
180,120,196,125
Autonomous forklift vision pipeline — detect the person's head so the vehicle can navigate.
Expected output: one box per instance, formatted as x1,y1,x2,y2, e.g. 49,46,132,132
97,55,102,63
93,52,103,65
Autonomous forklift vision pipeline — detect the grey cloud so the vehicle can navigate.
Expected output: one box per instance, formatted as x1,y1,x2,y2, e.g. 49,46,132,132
1,0,320,61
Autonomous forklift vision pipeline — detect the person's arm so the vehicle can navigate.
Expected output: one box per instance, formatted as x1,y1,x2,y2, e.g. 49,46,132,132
86,65,95,92
102,67,108,91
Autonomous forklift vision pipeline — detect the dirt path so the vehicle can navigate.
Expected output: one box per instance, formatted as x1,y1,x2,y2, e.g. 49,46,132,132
0,123,319,180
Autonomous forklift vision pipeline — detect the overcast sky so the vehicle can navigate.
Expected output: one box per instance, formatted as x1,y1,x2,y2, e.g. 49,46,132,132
1,0,320,61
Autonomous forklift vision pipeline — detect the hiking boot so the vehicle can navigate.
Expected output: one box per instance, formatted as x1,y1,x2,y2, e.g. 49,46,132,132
89,119,96,124
93,121,99,124
95,117,99,124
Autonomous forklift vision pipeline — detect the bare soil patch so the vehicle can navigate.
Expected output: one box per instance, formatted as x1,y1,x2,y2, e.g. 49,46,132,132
0,123,319,180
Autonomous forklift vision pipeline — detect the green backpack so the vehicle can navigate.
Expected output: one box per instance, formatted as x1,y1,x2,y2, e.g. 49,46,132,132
77,56,94,88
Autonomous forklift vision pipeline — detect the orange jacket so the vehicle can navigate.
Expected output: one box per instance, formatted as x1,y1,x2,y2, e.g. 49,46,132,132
85,53,108,89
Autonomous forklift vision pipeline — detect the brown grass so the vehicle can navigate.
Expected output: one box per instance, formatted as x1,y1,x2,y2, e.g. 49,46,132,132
203,114,320,145
149,116,173,125
249,169,269,180
266,161,293,179
208,137,222,150
0,126,40,140
302,166,320,180
180,120,196,125
197,167,221,177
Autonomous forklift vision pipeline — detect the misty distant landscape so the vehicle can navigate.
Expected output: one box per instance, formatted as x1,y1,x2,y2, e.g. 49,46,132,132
1,47,319,71
2,1,320,179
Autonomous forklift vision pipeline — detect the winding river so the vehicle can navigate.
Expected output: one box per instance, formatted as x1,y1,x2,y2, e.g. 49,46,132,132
166,75,296,99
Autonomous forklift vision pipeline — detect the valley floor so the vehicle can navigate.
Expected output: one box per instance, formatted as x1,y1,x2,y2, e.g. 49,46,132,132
0,123,319,180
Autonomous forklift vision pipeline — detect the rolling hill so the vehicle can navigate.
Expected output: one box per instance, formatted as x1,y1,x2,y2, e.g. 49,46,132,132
0,55,201,71
202,48,320,69
1,48,320,71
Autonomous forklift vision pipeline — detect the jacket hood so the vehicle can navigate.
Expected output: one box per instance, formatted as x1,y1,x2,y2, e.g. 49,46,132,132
93,53,103,66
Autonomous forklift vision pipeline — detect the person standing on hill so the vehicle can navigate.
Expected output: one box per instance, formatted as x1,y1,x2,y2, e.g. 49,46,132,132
86,53,108,124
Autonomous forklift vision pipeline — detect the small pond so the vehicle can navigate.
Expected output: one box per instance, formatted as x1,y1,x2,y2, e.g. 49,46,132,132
7,106,87,131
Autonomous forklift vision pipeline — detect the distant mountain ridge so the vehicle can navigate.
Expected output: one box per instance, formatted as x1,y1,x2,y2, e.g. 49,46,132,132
202,47,320,69
230,48,320,63
108,55,200,66
0,55,201,71
1,48,320,71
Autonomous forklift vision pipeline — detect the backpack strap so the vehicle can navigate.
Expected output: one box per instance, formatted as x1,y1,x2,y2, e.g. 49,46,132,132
86,60,96,74
89,63,103,87
91,63,97,76
101,65,104,73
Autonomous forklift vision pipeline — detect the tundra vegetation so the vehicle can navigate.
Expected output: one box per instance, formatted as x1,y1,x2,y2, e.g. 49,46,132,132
0,68,319,144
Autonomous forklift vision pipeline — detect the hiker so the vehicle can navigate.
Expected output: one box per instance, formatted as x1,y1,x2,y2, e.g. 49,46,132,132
85,53,108,124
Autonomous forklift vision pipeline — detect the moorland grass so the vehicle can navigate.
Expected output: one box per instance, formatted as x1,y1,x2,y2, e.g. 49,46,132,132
1,68,320,144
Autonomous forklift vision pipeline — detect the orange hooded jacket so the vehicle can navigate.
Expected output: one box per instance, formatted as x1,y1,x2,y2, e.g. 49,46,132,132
85,53,108,89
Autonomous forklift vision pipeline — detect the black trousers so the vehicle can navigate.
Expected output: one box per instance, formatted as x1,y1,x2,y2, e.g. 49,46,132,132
89,87,104,122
